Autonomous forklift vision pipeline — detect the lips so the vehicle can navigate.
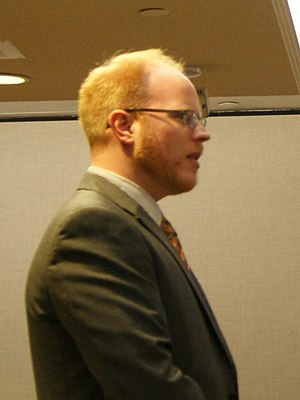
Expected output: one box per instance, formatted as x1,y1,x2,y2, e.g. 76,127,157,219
187,151,201,161
186,152,201,171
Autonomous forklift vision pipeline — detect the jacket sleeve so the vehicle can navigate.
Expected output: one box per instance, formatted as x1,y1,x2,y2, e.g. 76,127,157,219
47,206,207,400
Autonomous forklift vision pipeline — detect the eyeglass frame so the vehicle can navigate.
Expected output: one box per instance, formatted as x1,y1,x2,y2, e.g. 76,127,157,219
124,108,207,128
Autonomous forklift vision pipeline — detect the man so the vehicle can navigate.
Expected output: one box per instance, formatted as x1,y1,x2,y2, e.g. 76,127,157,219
26,49,239,400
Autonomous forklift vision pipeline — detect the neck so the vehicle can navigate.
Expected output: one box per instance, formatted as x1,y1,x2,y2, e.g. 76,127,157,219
91,144,169,201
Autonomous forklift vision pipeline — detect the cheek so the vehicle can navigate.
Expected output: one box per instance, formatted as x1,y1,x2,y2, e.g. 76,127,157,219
139,121,186,165
164,140,186,165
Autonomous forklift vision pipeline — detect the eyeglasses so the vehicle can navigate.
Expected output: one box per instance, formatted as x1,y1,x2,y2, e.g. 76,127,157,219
125,108,207,128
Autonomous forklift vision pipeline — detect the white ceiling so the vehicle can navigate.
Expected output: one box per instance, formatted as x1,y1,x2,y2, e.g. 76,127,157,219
1,0,300,118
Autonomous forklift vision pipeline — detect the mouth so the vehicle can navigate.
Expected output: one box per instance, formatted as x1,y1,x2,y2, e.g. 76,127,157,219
186,151,201,161
186,152,201,170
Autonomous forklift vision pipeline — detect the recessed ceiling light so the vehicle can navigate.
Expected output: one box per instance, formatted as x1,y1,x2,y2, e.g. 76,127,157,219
139,7,169,16
0,74,29,85
218,101,239,107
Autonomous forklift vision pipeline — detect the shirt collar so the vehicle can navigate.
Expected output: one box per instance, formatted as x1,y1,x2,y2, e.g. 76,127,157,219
87,166,162,225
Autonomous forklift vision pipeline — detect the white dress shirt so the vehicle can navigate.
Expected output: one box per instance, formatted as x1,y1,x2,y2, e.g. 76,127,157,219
87,166,162,225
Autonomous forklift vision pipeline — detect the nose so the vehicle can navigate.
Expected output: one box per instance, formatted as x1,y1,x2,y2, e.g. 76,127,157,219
192,124,210,142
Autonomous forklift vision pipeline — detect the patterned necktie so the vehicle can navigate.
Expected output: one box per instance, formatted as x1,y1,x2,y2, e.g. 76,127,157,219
160,215,190,269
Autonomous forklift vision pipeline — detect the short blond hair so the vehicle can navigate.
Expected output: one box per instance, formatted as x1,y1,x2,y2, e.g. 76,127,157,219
78,49,184,147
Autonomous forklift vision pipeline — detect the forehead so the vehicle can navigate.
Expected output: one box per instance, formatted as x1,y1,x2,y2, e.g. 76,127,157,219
145,64,200,109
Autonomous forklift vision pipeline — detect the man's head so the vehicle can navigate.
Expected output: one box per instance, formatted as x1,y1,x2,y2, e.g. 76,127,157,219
78,49,210,200
78,49,183,147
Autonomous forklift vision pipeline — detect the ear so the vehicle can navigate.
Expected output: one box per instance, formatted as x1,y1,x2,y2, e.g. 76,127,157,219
107,109,135,145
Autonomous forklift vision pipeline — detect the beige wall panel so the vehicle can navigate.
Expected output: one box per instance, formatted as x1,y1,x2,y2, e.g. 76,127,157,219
0,115,299,399
160,115,300,400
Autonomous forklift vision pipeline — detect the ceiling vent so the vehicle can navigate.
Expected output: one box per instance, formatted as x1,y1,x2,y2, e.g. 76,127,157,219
0,40,25,59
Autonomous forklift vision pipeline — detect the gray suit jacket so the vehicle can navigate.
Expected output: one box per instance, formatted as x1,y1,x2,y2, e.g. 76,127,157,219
26,172,238,400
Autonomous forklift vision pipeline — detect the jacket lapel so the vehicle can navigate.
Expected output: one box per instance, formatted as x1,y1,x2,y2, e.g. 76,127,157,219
136,210,235,366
